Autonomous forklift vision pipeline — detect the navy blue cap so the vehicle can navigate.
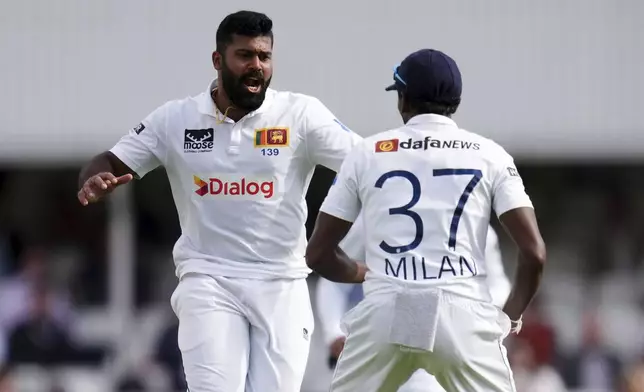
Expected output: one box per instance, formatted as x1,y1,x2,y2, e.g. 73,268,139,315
385,49,462,105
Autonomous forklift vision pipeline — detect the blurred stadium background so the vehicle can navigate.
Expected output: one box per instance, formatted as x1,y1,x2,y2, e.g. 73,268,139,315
1,1,643,391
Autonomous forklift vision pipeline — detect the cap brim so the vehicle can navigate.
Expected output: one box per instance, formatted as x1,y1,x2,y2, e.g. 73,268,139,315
385,83,398,92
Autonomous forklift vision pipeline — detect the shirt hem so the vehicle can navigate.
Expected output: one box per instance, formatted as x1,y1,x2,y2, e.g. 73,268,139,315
174,258,312,281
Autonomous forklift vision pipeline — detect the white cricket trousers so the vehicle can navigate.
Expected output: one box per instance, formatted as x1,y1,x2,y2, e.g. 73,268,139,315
398,369,449,392
170,273,314,392
330,280,515,392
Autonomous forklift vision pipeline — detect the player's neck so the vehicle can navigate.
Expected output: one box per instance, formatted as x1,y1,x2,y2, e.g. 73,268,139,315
211,88,250,122
402,111,450,124
401,112,418,124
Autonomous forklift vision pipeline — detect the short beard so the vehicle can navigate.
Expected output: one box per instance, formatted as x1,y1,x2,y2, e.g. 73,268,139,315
220,59,271,111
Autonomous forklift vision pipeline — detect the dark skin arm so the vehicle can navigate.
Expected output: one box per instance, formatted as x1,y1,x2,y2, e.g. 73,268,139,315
305,212,368,284
498,207,546,321
77,151,136,206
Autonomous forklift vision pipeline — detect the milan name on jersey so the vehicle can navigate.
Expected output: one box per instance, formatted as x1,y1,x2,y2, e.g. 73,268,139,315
385,254,478,281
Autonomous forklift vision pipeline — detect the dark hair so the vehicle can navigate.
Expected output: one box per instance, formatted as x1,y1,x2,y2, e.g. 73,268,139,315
400,91,460,117
216,11,273,53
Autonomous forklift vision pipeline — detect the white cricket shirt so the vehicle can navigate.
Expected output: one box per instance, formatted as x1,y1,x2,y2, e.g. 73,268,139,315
320,114,532,301
316,221,510,344
110,80,361,279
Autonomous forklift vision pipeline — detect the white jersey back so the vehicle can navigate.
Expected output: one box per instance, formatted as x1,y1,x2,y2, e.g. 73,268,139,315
320,114,532,300
110,80,361,280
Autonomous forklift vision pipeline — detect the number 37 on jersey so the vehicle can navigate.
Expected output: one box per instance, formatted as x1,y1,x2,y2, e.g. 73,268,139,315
373,168,483,281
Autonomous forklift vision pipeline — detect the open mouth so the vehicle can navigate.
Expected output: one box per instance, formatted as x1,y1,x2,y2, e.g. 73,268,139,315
243,77,262,93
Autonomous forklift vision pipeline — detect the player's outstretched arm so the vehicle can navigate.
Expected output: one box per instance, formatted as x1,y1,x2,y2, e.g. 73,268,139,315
306,212,367,284
77,151,135,206
499,207,546,326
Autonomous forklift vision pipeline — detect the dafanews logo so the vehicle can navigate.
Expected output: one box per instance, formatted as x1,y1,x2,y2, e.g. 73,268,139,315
375,139,399,153
193,175,275,199
375,136,480,152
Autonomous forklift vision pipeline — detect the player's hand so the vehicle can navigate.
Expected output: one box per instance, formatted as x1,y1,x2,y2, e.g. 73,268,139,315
353,263,369,283
78,172,133,206
330,336,346,360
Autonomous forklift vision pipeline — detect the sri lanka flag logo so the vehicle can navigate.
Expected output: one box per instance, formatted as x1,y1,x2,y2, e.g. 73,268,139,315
254,128,289,147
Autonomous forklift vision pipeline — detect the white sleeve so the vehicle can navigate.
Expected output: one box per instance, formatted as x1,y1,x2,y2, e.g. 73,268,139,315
109,102,169,178
485,226,511,307
315,278,354,345
303,97,363,171
318,142,364,222
339,212,366,260
491,148,533,217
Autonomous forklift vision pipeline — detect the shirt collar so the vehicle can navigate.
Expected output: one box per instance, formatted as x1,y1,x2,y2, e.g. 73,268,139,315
196,79,275,120
406,113,458,128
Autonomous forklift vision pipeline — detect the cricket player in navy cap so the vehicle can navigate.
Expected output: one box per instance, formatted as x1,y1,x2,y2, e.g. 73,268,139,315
306,48,546,391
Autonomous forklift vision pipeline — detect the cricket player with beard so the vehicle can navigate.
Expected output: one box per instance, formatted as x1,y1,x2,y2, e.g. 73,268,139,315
77,10,361,392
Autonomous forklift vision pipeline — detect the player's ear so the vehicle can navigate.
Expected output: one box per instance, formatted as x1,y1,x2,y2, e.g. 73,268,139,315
397,91,406,113
212,51,222,71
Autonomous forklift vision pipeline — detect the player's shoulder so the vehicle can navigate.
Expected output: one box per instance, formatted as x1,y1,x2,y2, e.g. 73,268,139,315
457,127,513,159
265,89,353,134
268,89,327,112
153,93,203,117
360,126,409,152
133,96,194,130
364,126,407,144
270,88,315,102
455,127,499,148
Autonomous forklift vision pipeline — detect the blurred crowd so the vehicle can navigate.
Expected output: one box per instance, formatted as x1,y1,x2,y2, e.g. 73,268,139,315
1,165,644,391
504,299,644,392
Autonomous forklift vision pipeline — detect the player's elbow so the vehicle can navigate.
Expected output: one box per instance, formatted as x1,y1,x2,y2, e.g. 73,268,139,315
305,246,325,271
305,254,317,271
520,239,547,270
